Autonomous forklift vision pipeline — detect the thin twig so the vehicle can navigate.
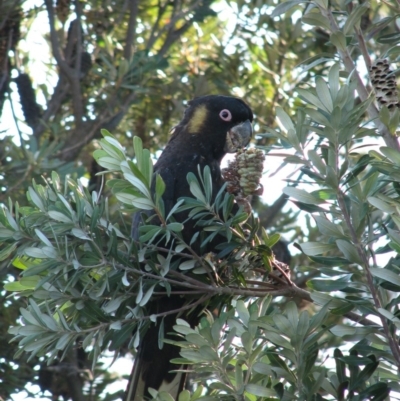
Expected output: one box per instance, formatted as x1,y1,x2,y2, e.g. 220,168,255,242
124,0,138,60
71,0,84,127
55,91,137,161
345,311,379,327
44,0,84,127
0,0,20,31
354,27,372,70
44,0,74,79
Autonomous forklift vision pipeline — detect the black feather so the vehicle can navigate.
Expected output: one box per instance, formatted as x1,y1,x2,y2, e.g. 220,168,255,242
127,95,253,400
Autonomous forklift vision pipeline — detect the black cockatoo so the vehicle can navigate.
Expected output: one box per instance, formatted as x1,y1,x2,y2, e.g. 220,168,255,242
127,95,253,401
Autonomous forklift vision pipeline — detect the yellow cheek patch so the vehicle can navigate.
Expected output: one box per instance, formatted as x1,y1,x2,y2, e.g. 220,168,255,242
187,104,208,134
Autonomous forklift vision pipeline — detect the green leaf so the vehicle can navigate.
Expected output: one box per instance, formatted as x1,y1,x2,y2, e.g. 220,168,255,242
367,196,395,213
308,255,351,266
329,63,340,100
245,384,277,397
0,243,17,261
266,331,293,349
178,390,190,401
306,108,332,127
186,333,210,347
103,297,123,314
330,325,356,337
270,0,305,18
307,150,326,175
276,106,294,132
370,267,400,287
343,2,369,35
116,193,154,210
331,303,354,315
314,216,344,238
336,85,349,107
71,228,91,240
18,326,46,336
266,352,297,382
187,174,206,203
139,284,155,306
158,391,175,401
310,292,348,308
330,31,347,51
198,345,218,361
179,260,196,270
48,211,73,223
0,228,16,239
291,200,328,213
28,187,45,211
283,187,325,205
20,276,40,289
55,333,73,350
334,348,347,384
24,247,47,259
236,300,250,326
94,154,121,171
123,172,151,198
302,12,331,31
377,32,400,44
155,174,166,200
235,362,244,389
299,242,336,256
298,89,329,112
4,280,26,292
336,240,363,264
359,383,390,401
296,310,310,341
33,229,52,247
316,76,333,112
265,233,280,248
273,315,294,338
308,278,349,292
380,146,400,165
166,222,183,232
135,279,143,304
101,135,126,161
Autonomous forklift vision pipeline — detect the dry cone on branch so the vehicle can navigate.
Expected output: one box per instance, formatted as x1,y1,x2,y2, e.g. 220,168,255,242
223,147,265,194
370,59,400,111
222,147,265,213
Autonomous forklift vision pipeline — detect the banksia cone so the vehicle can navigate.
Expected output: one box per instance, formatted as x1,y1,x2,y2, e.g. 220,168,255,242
222,148,265,197
370,59,399,110
222,157,241,195
0,6,21,113
15,73,42,128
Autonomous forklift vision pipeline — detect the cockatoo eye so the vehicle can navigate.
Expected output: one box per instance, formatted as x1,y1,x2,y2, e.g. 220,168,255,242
219,109,232,121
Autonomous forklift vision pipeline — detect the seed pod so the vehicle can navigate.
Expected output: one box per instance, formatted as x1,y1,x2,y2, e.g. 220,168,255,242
15,73,42,128
370,59,400,110
222,147,265,198
0,6,21,113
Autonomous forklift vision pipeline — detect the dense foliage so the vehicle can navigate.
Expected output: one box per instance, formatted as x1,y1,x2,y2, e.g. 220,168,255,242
1,0,400,400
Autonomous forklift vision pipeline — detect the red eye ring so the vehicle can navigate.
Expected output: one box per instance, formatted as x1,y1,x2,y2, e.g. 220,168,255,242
219,109,232,121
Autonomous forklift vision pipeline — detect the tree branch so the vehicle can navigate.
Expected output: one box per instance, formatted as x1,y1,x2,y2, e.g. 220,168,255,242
124,0,138,61
44,0,74,79
319,6,400,151
44,0,84,127
336,189,400,366
33,77,69,138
